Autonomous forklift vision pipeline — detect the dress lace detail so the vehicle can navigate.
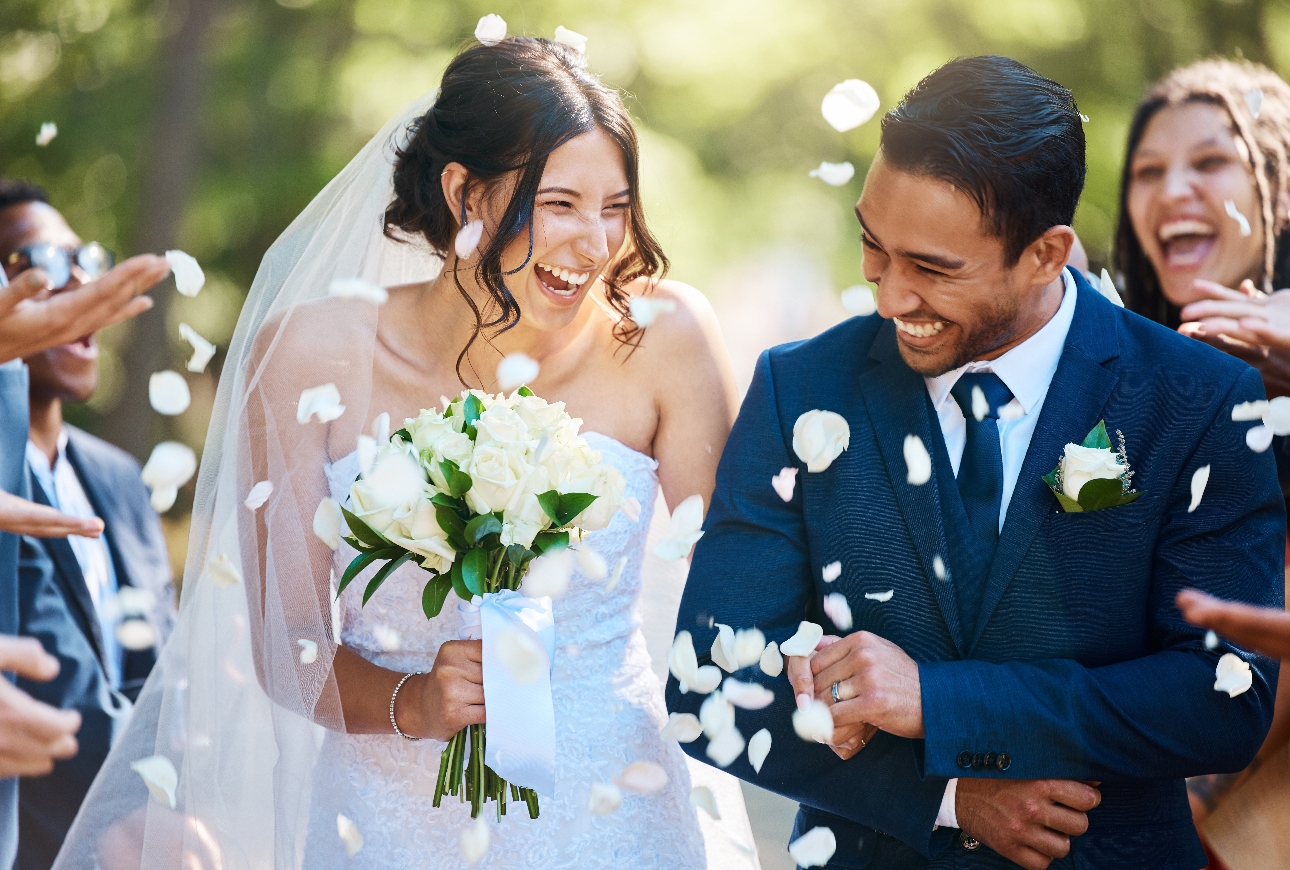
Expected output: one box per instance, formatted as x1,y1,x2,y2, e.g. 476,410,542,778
307,433,708,869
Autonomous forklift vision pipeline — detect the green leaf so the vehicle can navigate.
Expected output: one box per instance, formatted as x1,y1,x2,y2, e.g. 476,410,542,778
422,575,451,619
434,505,468,552
462,548,489,596
337,548,397,598
464,514,503,545
532,530,569,554
439,459,473,498
1049,485,1084,512
1077,478,1142,511
340,506,386,549
341,535,370,553
505,544,531,568
391,427,411,444
536,491,563,525
463,393,484,439
450,558,471,601
363,552,414,606
431,492,464,511
556,492,596,526
517,385,534,397
1081,420,1113,451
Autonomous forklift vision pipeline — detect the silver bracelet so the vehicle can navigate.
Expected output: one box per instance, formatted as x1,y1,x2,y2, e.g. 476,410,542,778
389,672,424,741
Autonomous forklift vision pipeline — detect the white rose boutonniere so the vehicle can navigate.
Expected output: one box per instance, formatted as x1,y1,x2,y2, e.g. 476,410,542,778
1043,420,1143,512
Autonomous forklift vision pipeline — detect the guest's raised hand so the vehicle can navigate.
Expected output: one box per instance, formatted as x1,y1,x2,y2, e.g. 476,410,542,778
0,491,104,539
398,639,485,742
956,777,1100,870
811,630,924,740
1177,588,1290,659
1178,280,1290,396
0,635,81,778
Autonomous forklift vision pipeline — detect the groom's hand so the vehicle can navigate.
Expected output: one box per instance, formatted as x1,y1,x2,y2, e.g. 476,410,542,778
956,778,1100,870
810,631,924,739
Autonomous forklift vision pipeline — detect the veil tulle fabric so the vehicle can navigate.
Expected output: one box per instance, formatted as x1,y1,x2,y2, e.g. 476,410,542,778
54,93,442,870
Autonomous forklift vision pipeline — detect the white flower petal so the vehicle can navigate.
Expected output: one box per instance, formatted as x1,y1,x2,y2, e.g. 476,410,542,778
116,619,157,651
244,480,273,511
723,678,774,710
998,399,1025,422
699,691,735,738
660,712,703,743
327,278,388,304
732,628,767,668
622,497,642,523
705,724,745,768
970,385,989,422
903,434,931,485
149,371,191,415
521,549,573,599
654,494,705,560
496,627,543,685
615,760,669,794
297,383,346,424
792,700,834,743
576,544,607,581
748,728,771,774
553,25,587,53
298,638,319,664
933,555,947,581
356,434,377,478
822,561,842,583
711,623,738,673
178,323,217,373
1247,424,1274,453
864,589,895,603
668,631,699,691
789,826,837,868
821,79,880,132
313,497,343,550
1225,200,1252,237
793,410,850,473
118,587,155,617
130,756,177,809
808,161,855,186
497,353,540,391
629,295,677,327
474,13,507,45
587,782,622,814
840,285,877,316
690,785,720,819
337,813,363,857
1188,465,1211,513
822,593,853,631
371,412,390,443
455,220,485,260
1266,396,1290,435
35,122,57,146
759,641,783,677
1215,652,1253,698
605,555,627,592
206,552,242,587
1205,630,1219,650
460,817,489,865
1079,112,1090,123
780,621,824,657
1097,268,1124,307
373,625,401,652
140,442,197,512
1232,400,1269,422
692,665,722,694
772,467,798,502
149,486,178,513
1246,88,1264,119
165,250,205,297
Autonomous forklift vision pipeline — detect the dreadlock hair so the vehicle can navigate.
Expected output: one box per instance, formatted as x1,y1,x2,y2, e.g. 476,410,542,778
1115,58,1290,327
0,178,50,211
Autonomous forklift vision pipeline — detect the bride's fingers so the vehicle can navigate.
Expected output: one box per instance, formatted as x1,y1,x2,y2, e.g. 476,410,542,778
786,654,814,698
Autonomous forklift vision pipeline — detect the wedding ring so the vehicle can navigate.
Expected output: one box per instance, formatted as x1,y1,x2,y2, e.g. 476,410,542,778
831,681,843,704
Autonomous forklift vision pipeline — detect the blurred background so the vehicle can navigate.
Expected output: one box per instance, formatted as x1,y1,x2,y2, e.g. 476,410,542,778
1,0,1286,865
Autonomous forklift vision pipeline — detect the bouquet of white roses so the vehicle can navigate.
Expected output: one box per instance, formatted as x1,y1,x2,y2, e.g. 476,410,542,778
337,387,625,820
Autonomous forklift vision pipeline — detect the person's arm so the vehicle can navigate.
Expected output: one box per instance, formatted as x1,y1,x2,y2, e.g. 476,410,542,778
917,366,1282,782
0,490,103,539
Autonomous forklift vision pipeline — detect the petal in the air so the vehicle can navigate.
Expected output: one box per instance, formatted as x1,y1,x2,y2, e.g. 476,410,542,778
337,813,363,856
615,760,669,794
732,628,767,668
840,285,876,316
699,691,735,738
759,641,783,677
1225,200,1253,237
588,782,622,815
605,555,627,592
793,410,850,473
245,480,273,511
460,817,489,865
298,383,346,424
206,553,242,587
789,826,837,868
116,619,157,651
178,323,217,373
36,123,57,146
327,278,388,304
705,724,746,767
864,589,895,603
629,295,678,327
298,638,319,664
455,220,485,260
521,549,573,599
792,700,834,743
475,13,507,45
1247,424,1274,453
772,467,798,502
575,544,607,581
149,371,191,416
1188,465,1211,513
821,80,880,132
660,712,703,743
690,785,720,819
553,25,587,53
711,623,738,673
496,627,543,685
822,593,853,631
497,352,540,391
808,161,855,186
165,250,205,297
779,621,824,657
722,678,774,710
130,756,178,809
748,728,771,774
822,561,842,583
313,498,343,550
903,434,931,485
654,494,705,560
1214,652,1253,698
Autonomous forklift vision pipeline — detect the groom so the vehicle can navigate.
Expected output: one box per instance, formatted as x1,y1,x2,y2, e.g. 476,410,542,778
667,56,1283,870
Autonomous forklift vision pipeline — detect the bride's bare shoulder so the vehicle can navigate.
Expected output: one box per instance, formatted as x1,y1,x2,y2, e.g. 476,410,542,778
617,277,724,363
250,295,381,365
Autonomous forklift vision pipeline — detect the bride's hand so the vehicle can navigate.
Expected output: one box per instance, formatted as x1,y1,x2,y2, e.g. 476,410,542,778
399,640,485,741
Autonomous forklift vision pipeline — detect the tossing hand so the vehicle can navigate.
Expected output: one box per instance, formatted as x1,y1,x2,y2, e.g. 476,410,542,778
1178,280,1290,397
1177,588,1290,659
956,777,1101,870
0,635,81,777
0,491,104,539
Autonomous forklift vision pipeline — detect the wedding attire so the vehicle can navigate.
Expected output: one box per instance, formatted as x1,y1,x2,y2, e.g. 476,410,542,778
0,359,30,870
667,268,1284,869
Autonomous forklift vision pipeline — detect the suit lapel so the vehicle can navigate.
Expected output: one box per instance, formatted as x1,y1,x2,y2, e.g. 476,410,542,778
859,322,967,655
968,271,1122,651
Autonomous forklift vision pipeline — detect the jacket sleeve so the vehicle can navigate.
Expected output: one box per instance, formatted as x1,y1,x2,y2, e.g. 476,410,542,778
665,350,953,858
919,366,1283,781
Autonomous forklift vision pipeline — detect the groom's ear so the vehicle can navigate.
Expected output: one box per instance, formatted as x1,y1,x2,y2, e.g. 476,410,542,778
1019,225,1076,288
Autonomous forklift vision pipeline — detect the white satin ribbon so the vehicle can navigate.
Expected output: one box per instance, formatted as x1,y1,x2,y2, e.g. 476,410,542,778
456,590,556,797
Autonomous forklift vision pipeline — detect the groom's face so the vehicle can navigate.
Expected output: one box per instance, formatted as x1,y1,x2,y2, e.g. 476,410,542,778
857,152,1067,377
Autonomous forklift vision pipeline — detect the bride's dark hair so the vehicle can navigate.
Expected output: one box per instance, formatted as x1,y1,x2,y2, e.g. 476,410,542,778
385,37,667,380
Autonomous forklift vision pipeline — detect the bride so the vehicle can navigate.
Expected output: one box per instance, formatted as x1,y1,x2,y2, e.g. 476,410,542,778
57,31,757,870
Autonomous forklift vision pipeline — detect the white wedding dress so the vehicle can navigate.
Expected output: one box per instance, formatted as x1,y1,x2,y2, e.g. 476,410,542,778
307,432,759,869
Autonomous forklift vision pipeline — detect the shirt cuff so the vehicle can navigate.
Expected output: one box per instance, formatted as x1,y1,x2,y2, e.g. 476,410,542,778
934,778,959,829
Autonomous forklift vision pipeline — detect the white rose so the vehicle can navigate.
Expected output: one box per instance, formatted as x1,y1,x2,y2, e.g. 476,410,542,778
512,395,572,438
387,499,456,573
426,431,474,489
563,464,627,531
473,404,531,445
793,410,850,473
466,443,533,514
1060,444,1125,501
348,450,426,537
541,442,598,491
404,410,455,454
502,469,554,548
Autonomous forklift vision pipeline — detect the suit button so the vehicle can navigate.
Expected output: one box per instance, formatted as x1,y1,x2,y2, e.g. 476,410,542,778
996,753,1011,771
983,752,996,769
956,751,973,770
971,752,986,771
960,834,980,851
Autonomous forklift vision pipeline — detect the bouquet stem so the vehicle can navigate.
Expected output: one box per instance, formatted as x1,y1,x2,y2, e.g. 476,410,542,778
432,722,540,820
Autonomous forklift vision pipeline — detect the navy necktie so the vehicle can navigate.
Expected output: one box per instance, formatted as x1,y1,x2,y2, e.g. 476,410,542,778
949,372,1015,550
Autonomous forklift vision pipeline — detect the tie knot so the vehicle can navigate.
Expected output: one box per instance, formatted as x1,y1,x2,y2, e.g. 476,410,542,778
950,372,1014,422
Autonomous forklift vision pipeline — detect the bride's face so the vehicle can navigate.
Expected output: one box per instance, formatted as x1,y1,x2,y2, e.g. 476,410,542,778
498,127,631,331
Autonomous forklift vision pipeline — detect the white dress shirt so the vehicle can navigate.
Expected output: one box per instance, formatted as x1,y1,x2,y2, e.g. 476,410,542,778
26,430,123,687
926,270,1078,828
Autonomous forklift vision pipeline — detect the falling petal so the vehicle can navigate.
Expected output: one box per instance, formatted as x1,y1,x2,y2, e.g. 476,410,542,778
1266,396,1290,435
699,691,735,738
668,631,700,692
1214,652,1253,697
374,625,401,652
1079,113,1090,123
605,555,627,592
1205,630,1219,651
553,25,587,53
710,623,738,673
903,434,931,485
460,817,489,865
616,760,669,794
149,486,178,513
496,627,543,685
1247,424,1274,453
245,480,273,511
118,587,155,617
371,412,390,443
474,13,507,45
130,756,178,809
780,621,824,657
356,434,377,478
690,785,720,820
178,323,217,373
149,371,191,416
864,589,894,603
968,385,989,422
1224,200,1252,237
629,296,677,327
1097,268,1124,307
1232,400,1269,422
998,400,1025,422
165,250,205,297
576,544,607,581
792,700,834,743
654,494,705,560
793,410,851,473
822,561,842,583
455,220,485,260
298,383,346,424
789,826,837,868
772,467,798,502
691,665,722,694
808,161,855,186
35,122,57,146
660,712,703,743
722,678,775,710
497,352,540,391
587,782,622,814
313,497,343,550
298,638,319,664
622,497,642,523
748,728,771,774
521,549,573,599
759,641,783,677
1188,465,1211,513
327,278,388,304
206,553,242,587
732,628,767,668
116,619,157,651
706,725,746,767
840,285,877,316
141,442,197,512
337,813,363,857
1246,88,1264,118
933,555,947,581
822,593,853,631
821,79,880,132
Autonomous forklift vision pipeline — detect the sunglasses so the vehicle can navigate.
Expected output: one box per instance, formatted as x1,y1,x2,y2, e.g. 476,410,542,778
4,242,115,290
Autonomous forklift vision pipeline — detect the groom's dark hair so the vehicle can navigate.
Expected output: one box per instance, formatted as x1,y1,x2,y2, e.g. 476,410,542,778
880,56,1085,264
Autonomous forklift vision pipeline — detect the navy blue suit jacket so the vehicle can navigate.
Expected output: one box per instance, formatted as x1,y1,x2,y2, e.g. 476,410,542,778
666,271,1284,869
17,427,172,870
0,363,29,870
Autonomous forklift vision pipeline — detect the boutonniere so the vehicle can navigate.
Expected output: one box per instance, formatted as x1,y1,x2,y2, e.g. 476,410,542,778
1042,420,1143,512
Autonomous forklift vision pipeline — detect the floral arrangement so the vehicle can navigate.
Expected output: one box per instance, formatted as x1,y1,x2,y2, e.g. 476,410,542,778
1044,420,1142,512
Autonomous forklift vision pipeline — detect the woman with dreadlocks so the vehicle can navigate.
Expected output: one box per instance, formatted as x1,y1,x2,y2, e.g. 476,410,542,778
1116,57,1290,870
